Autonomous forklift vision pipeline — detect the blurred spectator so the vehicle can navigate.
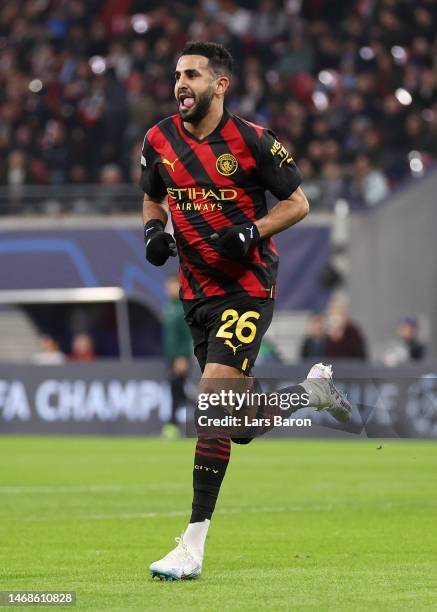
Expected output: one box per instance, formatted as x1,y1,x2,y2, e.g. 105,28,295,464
276,32,315,77
99,163,123,185
162,275,192,439
257,338,283,364
383,316,426,366
32,334,65,365
6,150,29,186
219,0,251,37
349,154,390,207
95,163,124,212
252,0,286,43
319,162,345,209
41,121,69,185
69,332,96,361
300,313,328,359
0,0,435,210
326,302,367,359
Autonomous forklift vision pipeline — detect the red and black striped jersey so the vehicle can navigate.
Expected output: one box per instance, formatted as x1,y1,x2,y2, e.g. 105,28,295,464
140,109,301,300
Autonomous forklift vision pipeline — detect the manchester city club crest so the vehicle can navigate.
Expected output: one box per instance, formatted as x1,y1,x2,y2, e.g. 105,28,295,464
216,153,238,176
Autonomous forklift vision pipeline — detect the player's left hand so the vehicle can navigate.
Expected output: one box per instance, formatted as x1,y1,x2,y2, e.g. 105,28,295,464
144,219,177,266
210,223,260,259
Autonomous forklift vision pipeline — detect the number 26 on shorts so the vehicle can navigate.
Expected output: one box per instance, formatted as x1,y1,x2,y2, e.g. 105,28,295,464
216,309,260,344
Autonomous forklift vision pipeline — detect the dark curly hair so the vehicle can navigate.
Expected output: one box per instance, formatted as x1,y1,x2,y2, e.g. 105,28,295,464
179,41,233,77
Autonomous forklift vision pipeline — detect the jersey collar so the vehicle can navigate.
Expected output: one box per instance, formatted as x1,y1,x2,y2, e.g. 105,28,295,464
179,108,230,143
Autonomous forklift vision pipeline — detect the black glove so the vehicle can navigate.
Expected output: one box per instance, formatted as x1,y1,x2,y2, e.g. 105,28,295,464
144,219,177,266
210,223,260,259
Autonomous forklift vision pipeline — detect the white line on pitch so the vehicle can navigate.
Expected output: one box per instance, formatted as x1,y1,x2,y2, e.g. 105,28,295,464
21,504,334,522
17,499,437,523
0,484,185,494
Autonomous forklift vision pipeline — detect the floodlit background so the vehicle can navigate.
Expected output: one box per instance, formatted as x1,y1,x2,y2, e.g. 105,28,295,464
1,3,437,609
0,0,436,429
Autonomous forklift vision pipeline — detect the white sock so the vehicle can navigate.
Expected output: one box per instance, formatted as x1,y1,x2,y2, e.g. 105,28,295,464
183,519,210,556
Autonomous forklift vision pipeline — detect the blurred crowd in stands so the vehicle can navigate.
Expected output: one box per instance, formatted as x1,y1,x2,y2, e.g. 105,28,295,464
1,0,436,209
300,304,367,360
299,306,426,365
30,305,426,365
32,331,97,364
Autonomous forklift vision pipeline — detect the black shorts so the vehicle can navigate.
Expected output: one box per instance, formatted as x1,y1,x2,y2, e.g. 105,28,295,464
182,294,274,374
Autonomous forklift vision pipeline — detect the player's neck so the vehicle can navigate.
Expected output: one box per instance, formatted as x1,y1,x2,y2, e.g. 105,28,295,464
183,104,225,141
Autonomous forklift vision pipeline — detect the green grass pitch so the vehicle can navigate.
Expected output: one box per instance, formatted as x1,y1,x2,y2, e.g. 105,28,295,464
1,437,437,611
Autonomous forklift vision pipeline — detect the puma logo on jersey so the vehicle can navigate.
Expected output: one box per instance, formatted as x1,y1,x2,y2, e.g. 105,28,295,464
224,340,242,355
162,157,179,172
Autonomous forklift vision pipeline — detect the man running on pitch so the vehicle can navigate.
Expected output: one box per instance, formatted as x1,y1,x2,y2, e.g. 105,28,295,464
140,41,351,581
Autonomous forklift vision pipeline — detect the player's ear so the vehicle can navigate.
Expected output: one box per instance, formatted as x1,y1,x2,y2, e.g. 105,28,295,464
215,75,230,96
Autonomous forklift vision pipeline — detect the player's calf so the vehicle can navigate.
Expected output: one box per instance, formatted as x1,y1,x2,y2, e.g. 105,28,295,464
234,363,352,443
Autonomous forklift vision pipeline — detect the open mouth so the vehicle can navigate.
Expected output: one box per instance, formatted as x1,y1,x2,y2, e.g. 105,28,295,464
179,92,195,110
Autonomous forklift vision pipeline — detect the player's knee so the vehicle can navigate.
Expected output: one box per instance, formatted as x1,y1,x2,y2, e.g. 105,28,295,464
199,364,244,401
202,362,244,382
231,436,254,445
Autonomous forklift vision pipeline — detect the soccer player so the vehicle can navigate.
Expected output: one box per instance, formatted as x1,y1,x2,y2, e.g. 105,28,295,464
141,41,351,580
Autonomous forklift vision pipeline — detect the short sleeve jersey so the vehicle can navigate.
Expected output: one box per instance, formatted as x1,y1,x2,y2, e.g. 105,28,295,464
140,109,302,300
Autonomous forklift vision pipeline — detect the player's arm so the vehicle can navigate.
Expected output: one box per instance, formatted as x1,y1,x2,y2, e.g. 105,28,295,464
143,192,168,228
254,186,309,239
140,134,177,266
142,192,176,266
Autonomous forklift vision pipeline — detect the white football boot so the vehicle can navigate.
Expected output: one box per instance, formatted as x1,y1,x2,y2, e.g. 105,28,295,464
300,363,352,423
149,534,202,581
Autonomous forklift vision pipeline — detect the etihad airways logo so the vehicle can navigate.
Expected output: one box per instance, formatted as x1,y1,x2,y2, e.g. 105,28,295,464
174,201,223,212
166,187,238,201
270,139,294,167
166,186,239,213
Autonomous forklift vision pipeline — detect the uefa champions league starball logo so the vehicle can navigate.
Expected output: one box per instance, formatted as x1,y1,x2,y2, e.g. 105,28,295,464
406,374,437,437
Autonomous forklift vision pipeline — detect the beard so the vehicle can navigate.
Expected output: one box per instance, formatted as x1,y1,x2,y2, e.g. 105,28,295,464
179,86,214,124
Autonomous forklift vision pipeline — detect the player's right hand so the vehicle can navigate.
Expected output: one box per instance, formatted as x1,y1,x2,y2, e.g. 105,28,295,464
210,223,260,259
144,219,177,266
